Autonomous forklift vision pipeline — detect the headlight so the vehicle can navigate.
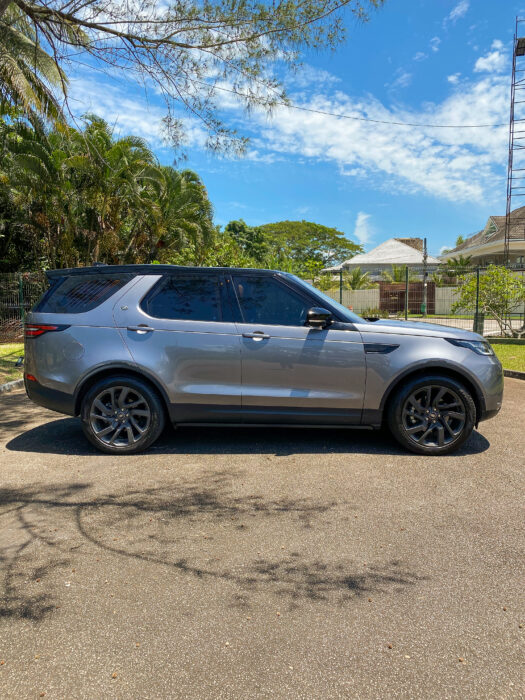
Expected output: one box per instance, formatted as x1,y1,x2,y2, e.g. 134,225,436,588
446,338,495,356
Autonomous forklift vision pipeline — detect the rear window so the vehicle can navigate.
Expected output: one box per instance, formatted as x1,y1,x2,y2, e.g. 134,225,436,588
34,274,133,314
141,274,222,321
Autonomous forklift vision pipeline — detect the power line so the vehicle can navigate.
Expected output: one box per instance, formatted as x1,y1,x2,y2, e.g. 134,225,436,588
202,80,507,129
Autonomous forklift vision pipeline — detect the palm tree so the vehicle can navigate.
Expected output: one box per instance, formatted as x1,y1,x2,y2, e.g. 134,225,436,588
0,4,67,120
0,110,217,269
381,265,418,283
343,267,375,290
1,115,77,267
445,255,473,275
153,167,215,265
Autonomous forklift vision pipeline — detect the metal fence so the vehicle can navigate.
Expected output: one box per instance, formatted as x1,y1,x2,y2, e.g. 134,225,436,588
0,266,524,342
318,265,525,337
0,272,47,342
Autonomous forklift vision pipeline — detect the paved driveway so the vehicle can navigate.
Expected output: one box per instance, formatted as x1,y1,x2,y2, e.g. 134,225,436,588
0,382,523,699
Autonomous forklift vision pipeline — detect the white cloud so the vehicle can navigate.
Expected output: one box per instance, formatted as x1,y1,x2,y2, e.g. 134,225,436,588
295,205,312,216
474,42,507,73
430,37,441,53
352,212,374,246
387,69,412,90
68,74,208,147
447,73,461,84
68,62,510,208
288,65,341,89
230,70,509,204
413,52,427,62
446,1,469,25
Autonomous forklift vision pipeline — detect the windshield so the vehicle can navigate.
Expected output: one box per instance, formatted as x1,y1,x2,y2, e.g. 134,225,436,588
286,275,366,324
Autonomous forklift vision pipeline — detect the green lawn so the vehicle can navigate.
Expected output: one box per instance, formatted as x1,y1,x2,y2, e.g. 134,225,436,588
491,343,525,373
0,342,24,385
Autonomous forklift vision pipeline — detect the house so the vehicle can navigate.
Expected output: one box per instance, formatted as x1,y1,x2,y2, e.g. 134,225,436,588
439,206,525,267
325,237,440,275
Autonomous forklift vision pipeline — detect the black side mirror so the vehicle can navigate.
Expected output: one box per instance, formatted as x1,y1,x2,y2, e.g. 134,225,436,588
306,307,333,329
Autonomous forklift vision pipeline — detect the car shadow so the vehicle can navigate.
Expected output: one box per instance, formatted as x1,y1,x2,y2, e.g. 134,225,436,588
5,416,491,457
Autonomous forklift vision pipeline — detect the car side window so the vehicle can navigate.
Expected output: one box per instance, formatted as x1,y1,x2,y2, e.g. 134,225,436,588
233,275,309,326
142,274,222,321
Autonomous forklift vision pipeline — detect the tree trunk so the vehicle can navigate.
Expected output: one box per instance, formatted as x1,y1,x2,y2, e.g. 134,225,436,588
0,0,12,19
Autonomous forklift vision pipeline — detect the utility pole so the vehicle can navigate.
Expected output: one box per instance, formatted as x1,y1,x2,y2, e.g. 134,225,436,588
421,237,428,317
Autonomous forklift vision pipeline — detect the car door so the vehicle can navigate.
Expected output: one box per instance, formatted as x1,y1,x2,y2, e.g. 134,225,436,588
114,272,242,423
230,272,366,424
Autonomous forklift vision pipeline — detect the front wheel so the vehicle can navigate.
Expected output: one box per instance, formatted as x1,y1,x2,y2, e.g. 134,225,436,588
81,376,165,454
387,375,476,455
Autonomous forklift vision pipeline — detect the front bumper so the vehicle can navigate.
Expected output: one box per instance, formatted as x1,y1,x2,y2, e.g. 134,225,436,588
476,358,504,423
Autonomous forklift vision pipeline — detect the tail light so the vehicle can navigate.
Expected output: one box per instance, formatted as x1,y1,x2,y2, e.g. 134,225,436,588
25,324,69,338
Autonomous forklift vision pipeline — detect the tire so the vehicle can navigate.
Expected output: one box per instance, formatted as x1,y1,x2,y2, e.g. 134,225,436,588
80,375,165,455
387,374,476,456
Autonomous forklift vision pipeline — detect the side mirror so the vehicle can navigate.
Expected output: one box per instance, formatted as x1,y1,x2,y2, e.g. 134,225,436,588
306,307,333,329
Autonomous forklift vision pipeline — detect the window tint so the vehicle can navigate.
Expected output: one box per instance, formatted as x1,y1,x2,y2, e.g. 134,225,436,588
233,275,309,326
143,274,222,321
35,274,132,314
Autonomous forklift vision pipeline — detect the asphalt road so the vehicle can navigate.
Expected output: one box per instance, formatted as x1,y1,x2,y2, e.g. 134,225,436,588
0,382,524,699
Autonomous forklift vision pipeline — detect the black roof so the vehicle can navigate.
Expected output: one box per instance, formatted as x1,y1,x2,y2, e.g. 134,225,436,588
46,264,282,279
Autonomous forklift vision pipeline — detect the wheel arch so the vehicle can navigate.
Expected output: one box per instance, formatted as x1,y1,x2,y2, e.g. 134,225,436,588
74,363,172,419
379,363,485,426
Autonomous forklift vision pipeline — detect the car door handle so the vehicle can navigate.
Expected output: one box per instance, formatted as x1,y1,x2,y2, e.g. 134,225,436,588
127,325,154,333
242,331,270,340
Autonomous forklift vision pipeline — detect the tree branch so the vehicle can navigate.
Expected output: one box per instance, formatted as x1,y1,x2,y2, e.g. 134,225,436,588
0,0,12,18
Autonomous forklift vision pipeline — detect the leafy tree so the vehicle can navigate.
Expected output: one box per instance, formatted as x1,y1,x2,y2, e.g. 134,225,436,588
313,273,339,291
455,235,465,246
452,265,525,337
0,0,384,147
256,220,361,269
224,219,268,262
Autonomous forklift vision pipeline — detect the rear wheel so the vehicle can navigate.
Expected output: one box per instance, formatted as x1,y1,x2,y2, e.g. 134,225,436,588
387,375,476,455
81,376,165,454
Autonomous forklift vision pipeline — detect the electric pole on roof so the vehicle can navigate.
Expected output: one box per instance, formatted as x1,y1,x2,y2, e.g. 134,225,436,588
504,17,525,264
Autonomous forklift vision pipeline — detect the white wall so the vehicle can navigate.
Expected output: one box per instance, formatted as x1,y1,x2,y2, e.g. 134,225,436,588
435,287,460,315
323,288,380,312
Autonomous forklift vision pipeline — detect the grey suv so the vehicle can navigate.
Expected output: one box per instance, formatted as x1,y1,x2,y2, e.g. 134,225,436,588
24,265,503,455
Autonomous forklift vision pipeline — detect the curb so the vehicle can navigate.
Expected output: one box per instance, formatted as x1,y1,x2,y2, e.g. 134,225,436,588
0,378,24,394
503,369,525,380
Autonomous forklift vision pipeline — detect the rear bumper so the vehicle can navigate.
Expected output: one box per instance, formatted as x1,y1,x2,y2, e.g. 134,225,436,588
25,377,76,416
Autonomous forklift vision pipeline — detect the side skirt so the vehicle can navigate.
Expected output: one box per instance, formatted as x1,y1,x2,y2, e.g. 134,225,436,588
172,422,376,430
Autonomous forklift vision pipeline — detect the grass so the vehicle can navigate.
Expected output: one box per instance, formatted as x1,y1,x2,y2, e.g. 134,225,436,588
491,343,525,373
0,342,24,385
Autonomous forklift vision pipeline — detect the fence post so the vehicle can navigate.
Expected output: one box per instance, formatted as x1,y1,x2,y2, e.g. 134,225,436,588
473,267,484,335
18,274,25,324
339,269,343,305
404,266,409,321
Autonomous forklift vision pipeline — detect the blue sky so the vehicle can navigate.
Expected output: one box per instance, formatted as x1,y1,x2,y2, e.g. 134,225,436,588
69,0,525,257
